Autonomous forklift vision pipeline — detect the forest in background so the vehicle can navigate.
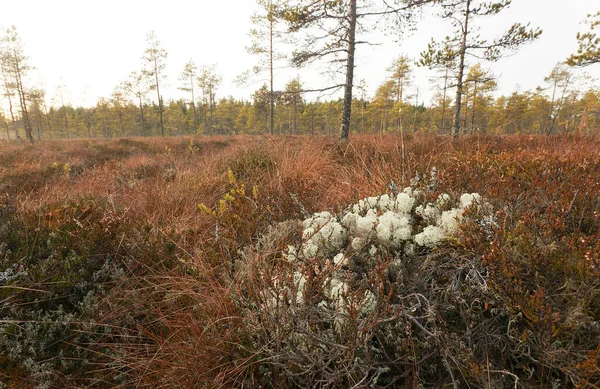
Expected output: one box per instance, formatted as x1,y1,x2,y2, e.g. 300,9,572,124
2,61,600,140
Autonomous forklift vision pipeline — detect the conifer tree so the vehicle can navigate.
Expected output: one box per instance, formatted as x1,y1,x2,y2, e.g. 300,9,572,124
421,0,541,137
197,65,222,135
419,37,456,131
567,11,600,67
543,63,572,134
142,31,168,137
281,76,304,134
387,55,412,132
279,0,435,140
1,26,34,143
123,71,151,136
243,0,290,135
179,59,199,134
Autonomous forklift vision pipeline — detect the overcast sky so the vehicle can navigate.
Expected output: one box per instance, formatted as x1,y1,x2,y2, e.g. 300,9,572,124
1,0,599,108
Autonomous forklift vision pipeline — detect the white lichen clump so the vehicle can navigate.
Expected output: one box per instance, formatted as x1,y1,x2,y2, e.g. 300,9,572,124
413,226,446,248
299,190,481,255
414,192,481,246
271,188,487,328
301,211,347,257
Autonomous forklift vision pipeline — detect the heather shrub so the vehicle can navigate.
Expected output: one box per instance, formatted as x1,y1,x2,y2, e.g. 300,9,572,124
224,162,599,388
228,182,518,388
227,147,277,180
1,134,599,388
0,195,173,388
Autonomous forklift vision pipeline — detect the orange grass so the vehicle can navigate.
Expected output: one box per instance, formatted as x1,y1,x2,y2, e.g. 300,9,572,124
1,133,599,387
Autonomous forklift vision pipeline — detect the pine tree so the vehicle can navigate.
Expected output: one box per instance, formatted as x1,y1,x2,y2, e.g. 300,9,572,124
1,26,34,143
179,59,199,134
279,0,435,140
142,31,168,137
123,71,151,136
197,65,222,135
567,11,600,67
421,0,541,137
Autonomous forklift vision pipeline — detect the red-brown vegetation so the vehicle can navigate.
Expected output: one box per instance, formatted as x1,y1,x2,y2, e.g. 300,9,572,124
0,133,599,388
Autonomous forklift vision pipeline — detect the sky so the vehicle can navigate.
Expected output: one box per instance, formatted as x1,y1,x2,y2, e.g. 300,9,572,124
1,0,599,108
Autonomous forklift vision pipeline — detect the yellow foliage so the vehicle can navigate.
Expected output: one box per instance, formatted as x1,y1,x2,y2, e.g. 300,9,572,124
223,193,235,202
198,203,216,216
219,199,228,213
227,169,236,185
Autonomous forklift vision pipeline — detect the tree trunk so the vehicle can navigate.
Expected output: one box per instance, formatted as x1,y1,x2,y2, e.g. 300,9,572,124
43,97,52,136
396,76,404,133
453,0,471,138
155,57,165,137
203,100,208,135
209,91,214,135
118,107,125,136
311,104,315,135
62,107,69,140
441,67,448,131
36,108,43,140
13,56,33,143
5,93,17,140
413,88,419,132
462,88,469,130
139,97,146,136
340,0,357,140
269,0,275,136
293,99,298,135
60,92,70,140
471,81,478,130
361,100,365,133
547,81,557,135
191,76,198,134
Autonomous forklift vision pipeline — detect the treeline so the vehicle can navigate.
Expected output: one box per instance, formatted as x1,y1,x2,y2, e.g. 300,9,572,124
3,69,599,140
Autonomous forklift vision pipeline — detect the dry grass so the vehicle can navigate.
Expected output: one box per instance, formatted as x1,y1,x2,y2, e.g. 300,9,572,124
1,133,599,388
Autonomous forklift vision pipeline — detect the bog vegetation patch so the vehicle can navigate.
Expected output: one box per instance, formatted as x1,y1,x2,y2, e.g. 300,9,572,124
0,134,598,388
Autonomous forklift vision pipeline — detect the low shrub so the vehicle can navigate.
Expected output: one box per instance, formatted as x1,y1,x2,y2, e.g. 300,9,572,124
0,195,180,388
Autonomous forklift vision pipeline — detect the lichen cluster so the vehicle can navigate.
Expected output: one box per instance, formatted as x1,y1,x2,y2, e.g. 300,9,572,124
268,188,487,321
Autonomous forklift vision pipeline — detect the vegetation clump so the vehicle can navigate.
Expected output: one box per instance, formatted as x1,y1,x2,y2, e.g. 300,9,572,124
228,184,502,387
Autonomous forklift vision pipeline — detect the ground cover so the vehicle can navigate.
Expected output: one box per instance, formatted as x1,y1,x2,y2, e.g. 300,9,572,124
0,134,599,388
